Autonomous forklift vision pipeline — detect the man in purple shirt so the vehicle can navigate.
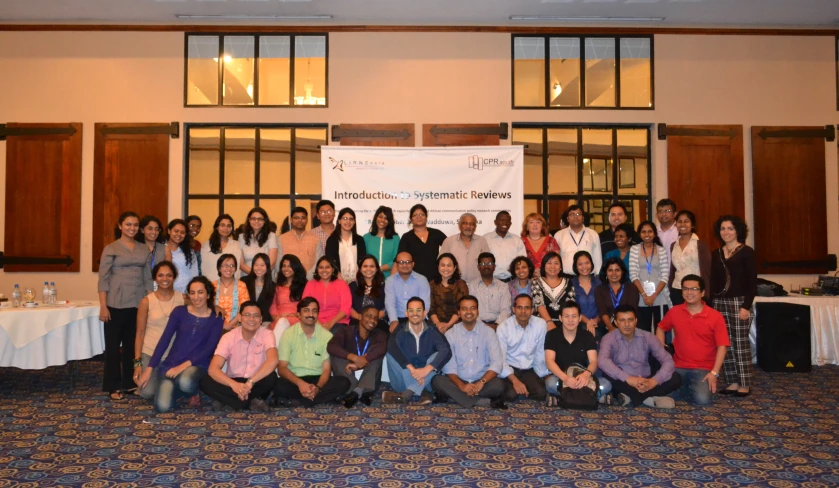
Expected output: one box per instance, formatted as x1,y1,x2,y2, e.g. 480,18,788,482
599,304,681,408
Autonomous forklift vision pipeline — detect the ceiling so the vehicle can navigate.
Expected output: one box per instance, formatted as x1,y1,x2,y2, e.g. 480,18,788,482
0,0,838,28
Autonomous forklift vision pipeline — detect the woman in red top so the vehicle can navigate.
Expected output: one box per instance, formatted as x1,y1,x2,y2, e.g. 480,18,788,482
521,212,560,277
302,256,352,334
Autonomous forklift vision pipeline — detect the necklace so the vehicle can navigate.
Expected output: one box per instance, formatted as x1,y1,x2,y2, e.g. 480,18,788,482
155,290,176,317
220,279,234,294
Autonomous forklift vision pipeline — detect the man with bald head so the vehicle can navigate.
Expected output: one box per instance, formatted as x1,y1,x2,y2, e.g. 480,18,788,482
385,251,431,332
441,213,491,283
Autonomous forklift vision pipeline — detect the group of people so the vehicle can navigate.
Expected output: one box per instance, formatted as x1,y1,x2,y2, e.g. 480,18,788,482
97,197,755,412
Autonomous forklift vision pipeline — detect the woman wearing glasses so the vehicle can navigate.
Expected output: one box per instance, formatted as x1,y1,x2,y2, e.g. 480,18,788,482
326,207,367,283
213,253,250,331
238,207,280,276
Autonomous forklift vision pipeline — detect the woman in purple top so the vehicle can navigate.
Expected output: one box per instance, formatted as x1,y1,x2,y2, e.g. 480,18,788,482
137,276,224,413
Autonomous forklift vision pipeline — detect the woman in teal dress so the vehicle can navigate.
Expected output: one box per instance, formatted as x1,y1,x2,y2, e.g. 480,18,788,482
362,206,400,279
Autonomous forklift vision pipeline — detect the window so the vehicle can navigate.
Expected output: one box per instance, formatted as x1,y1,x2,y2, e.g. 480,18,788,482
512,35,653,109
184,124,328,244
185,34,328,107
512,123,652,233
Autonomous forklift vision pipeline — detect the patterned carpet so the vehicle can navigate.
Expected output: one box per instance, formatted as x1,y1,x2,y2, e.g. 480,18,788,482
1,361,838,487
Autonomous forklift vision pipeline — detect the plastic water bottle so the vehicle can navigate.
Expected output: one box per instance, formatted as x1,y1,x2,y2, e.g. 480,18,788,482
42,282,50,304
49,282,57,304
12,284,21,308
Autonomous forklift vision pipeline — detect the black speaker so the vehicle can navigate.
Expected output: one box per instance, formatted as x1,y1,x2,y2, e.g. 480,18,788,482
755,302,811,373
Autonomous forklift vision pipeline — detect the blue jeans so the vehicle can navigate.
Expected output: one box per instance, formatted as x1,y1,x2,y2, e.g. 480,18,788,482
153,366,205,413
672,368,713,406
386,353,437,396
545,371,612,398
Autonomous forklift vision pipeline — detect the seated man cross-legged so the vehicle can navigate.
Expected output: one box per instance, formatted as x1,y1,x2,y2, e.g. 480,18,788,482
656,275,729,406
384,296,452,405
327,305,388,408
497,294,550,403
272,297,351,407
599,304,682,408
431,295,507,409
200,301,279,411
544,300,612,406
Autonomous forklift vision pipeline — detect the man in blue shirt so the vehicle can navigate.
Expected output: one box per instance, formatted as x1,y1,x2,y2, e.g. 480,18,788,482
599,304,682,408
385,251,431,332
496,294,550,403
431,295,507,409
384,297,452,405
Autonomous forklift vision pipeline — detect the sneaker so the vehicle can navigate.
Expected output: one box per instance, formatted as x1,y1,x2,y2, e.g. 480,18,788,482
250,398,269,412
418,391,433,405
615,393,632,407
643,396,676,409
382,391,410,405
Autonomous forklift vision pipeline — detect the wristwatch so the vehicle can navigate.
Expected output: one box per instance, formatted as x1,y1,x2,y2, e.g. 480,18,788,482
711,370,719,378
133,358,143,368
479,378,487,384
246,378,255,387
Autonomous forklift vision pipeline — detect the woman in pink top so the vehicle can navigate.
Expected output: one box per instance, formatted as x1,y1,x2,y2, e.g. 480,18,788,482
521,212,560,277
302,256,352,334
270,254,307,331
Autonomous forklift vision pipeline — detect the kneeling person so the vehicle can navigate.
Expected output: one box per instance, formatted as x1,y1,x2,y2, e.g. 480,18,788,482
432,296,507,409
200,301,278,411
544,301,612,406
327,305,388,407
384,297,452,405
599,304,681,408
273,297,351,407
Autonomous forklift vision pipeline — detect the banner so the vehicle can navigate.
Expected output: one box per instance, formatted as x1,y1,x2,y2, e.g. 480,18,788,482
321,146,524,237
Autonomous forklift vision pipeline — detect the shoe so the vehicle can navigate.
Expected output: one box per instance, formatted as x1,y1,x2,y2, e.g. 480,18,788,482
360,392,373,406
490,397,508,410
718,388,737,395
734,389,751,397
211,400,234,412
643,396,676,409
598,393,612,405
187,394,201,407
250,398,269,412
545,394,559,407
382,391,410,405
109,391,125,402
269,396,290,408
433,393,448,404
342,392,359,409
616,393,632,407
418,391,433,406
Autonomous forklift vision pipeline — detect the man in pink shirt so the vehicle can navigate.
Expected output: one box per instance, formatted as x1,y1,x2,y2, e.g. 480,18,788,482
200,301,279,411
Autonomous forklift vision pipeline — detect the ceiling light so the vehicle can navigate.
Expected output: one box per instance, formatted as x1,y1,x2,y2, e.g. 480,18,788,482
176,14,333,20
510,15,665,22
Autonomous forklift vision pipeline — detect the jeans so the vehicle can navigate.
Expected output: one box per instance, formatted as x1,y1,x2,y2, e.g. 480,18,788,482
386,353,438,396
137,353,158,400
153,366,205,413
672,368,713,406
545,371,612,398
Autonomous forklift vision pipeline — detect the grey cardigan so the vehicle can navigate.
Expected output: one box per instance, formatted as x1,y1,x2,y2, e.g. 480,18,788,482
98,240,154,308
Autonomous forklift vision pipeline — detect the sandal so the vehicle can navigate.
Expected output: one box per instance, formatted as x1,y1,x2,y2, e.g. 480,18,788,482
109,391,125,401
187,394,201,407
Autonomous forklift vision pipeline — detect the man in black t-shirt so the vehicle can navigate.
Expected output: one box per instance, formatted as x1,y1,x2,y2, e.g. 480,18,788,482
544,301,613,405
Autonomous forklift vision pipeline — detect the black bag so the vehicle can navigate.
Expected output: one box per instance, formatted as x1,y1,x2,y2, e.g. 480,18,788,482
558,365,599,411
756,278,787,297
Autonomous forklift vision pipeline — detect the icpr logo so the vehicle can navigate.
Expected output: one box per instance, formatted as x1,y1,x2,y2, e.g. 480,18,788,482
329,157,344,171
468,155,485,170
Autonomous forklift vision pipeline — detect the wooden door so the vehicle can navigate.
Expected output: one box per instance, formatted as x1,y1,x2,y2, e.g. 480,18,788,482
422,123,506,147
92,123,177,271
662,124,744,244
752,126,832,274
332,123,415,146
2,123,83,272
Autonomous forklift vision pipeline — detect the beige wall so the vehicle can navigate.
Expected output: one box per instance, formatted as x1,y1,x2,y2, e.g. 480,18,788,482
0,31,836,299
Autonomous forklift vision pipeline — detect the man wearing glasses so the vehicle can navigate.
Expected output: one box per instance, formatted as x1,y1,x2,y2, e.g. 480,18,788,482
656,275,729,406
655,198,678,264
310,200,336,252
385,251,431,333
200,301,278,411
441,213,491,283
467,252,512,330
555,204,602,275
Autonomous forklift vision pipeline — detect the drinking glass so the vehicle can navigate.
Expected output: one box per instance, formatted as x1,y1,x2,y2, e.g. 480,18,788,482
23,288,35,303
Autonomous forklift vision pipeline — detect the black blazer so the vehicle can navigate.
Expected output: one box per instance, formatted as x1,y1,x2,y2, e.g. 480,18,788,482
325,233,367,272
241,276,275,321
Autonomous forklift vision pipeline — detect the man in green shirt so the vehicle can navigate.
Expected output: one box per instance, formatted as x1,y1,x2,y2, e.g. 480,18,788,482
272,297,351,407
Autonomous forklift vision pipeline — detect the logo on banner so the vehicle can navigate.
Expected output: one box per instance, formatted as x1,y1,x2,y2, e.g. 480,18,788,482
329,157,344,171
468,155,515,171
329,157,385,171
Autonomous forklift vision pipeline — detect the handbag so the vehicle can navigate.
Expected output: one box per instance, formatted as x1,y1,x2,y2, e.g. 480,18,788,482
558,364,599,411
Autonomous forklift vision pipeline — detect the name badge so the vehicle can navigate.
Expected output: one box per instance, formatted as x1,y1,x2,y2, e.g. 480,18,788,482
643,281,656,297
354,369,363,381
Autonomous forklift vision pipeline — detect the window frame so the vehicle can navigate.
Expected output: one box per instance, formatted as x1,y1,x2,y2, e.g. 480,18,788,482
183,33,329,108
511,34,655,110
513,122,653,232
835,36,838,111
182,122,328,220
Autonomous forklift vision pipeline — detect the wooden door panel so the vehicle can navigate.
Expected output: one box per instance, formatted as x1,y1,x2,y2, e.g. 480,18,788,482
92,123,172,271
422,123,505,147
3,123,82,272
752,126,828,274
333,123,415,147
666,125,744,245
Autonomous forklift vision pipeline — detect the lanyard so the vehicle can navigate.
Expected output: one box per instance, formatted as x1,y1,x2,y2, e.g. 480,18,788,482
610,284,624,309
355,332,370,357
570,230,586,248
643,246,654,275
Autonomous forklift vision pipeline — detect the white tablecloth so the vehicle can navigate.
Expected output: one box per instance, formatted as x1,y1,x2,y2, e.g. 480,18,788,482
0,301,105,370
752,295,839,366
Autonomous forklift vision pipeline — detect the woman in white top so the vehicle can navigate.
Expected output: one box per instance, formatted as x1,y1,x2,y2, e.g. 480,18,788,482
628,220,671,333
238,207,280,276
165,219,201,294
325,207,367,283
668,210,711,306
201,214,242,282
133,260,185,399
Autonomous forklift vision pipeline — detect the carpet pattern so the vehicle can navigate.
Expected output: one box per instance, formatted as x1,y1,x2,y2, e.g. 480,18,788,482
1,361,838,487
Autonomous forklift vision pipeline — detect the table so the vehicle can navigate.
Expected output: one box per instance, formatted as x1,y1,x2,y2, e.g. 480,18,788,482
752,295,839,366
0,301,104,372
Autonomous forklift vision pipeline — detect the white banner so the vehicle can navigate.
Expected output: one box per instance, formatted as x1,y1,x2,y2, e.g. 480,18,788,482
321,146,524,236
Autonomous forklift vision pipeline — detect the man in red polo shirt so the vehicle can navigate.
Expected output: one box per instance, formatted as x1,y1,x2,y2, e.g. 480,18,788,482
657,274,729,405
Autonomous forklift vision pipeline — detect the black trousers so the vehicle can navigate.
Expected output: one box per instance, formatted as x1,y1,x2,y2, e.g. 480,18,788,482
604,372,682,407
432,375,506,407
637,305,668,333
669,286,684,306
273,375,351,407
103,306,137,393
200,374,278,410
502,367,547,402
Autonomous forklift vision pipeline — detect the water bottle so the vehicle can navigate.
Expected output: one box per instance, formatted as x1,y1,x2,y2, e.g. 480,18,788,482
42,282,50,304
12,284,21,308
50,282,57,304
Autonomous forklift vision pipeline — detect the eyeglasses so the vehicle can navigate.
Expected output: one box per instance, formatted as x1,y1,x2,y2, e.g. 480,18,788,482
568,212,583,217
220,263,236,269
658,209,674,214
241,313,262,319
396,260,413,265
318,209,334,214
249,217,265,222
478,262,496,267
682,287,701,292
412,213,426,218
340,216,355,222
